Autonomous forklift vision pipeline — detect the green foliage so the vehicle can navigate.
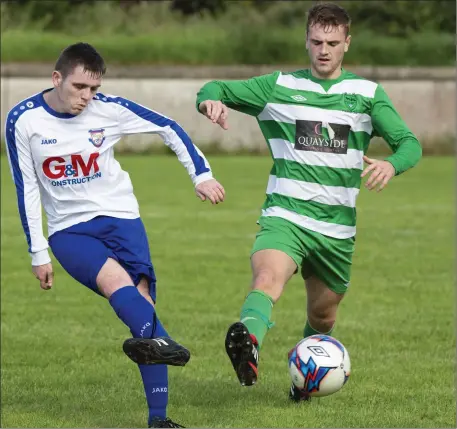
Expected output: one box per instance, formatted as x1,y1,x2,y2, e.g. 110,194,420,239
339,0,456,36
2,28,454,66
2,0,455,35
171,0,227,16
1,1,454,66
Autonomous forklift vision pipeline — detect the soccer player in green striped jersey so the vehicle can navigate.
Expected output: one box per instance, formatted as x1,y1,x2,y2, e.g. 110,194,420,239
196,2,422,400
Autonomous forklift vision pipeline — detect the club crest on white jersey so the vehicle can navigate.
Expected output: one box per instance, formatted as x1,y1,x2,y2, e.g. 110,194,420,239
88,128,106,147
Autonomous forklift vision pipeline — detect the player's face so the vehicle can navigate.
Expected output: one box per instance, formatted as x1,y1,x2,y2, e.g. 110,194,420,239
306,24,350,79
52,65,102,115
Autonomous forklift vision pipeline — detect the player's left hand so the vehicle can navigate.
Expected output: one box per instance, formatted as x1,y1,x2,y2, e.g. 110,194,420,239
195,179,225,204
361,156,396,192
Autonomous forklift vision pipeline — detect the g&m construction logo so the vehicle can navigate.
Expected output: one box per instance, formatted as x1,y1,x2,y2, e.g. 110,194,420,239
295,120,350,154
42,153,102,186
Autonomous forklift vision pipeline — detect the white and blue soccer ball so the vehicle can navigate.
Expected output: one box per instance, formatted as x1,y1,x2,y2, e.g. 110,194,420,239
288,334,350,397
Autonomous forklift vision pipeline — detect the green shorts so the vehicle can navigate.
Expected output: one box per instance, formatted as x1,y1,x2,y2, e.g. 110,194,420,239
251,216,355,294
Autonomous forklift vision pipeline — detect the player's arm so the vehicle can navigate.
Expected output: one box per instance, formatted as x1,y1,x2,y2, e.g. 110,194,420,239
196,71,280,129
362,85,422,192
5,119,53,289
116,99,224,204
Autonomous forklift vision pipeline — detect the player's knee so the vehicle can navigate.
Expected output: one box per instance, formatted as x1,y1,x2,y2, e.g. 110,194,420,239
137,277,154,306
252,270,283,302
308,310,336,333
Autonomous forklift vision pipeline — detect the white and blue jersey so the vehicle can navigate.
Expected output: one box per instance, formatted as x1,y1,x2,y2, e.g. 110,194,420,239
5,89,213,266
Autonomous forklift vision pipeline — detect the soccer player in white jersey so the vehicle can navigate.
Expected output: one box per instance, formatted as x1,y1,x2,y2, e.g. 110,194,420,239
196,3,422,399
5,42,225,428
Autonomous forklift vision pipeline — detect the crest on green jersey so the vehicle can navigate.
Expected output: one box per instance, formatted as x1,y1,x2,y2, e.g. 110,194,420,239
343,93,357,112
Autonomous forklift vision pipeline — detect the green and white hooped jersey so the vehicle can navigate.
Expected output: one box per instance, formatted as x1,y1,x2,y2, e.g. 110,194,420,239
197,69,421,239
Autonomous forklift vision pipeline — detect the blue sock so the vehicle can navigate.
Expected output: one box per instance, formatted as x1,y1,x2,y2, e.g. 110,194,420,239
140,364,168,424
138,320,170,424
109,285,157,338
109,286,170,423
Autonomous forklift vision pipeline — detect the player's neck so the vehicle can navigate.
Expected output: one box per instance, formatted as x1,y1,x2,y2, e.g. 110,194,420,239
43,89,68,114
310,66,343,81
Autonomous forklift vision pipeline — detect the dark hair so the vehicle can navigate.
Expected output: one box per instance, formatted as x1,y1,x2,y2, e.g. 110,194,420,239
307,3,351,36
55,42,106,79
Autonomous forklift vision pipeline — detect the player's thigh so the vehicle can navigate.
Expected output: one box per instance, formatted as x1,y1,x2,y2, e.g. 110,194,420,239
250,216,304,301
102,217,157,302
303,233,355,297
95,257,136,298
49,229,115,296
251,249,297,284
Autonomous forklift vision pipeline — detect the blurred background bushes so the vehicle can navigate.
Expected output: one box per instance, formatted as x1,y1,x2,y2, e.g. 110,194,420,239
1,0,455,65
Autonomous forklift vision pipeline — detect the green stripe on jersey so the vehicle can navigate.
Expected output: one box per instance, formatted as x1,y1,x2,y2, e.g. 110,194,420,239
274,158,362,189
262,193,356,227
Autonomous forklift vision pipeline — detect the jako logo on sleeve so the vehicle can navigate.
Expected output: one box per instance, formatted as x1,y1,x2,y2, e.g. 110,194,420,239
42,153,102,186
41,138,57,145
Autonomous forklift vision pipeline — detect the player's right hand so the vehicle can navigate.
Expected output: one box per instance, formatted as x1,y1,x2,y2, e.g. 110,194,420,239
195,178,225,204
199,100,229,130
32,263,54,290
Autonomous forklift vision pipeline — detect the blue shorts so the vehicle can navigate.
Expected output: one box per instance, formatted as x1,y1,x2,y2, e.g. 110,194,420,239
49,216,157,301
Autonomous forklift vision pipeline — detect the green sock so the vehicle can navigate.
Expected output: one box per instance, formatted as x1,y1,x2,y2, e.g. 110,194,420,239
303,319,334,338
239,290,274,349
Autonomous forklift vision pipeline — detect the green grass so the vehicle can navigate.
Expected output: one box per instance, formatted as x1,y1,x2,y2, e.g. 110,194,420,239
1,155,455,428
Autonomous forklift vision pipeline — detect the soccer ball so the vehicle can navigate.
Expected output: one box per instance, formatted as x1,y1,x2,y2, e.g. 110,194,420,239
288,334,350,397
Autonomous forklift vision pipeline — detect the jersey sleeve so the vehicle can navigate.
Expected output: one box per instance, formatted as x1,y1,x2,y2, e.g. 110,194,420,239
5,117,51,266
116,98,213,186
371,85,422,175
196,71,280,116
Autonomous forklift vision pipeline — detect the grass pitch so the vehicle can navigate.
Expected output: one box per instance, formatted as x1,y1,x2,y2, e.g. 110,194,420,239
1,155,455,428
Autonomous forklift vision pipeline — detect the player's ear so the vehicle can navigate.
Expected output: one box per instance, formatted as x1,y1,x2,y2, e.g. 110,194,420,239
51,71,63,88
344,35,351,52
